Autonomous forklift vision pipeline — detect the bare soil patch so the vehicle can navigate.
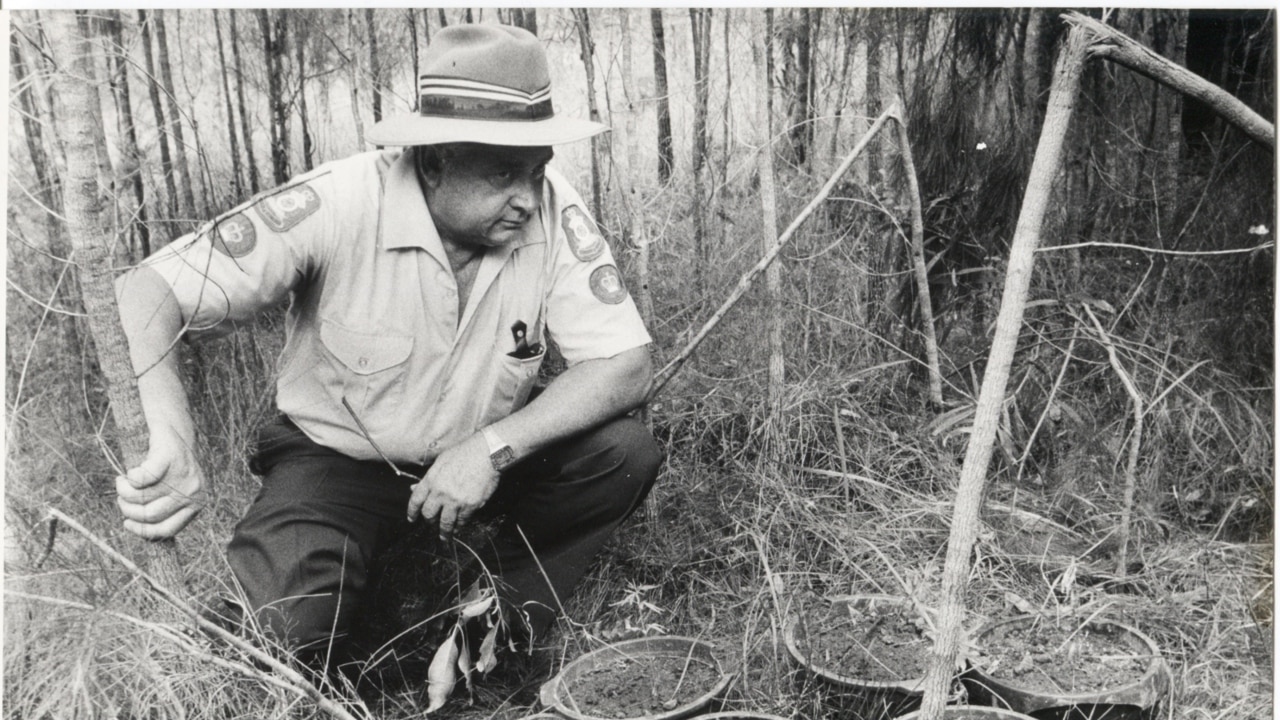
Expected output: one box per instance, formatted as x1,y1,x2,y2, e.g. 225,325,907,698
795,599,929,682
977,619,1149,695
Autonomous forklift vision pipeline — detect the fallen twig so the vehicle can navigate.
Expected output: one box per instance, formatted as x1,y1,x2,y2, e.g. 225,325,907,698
45,507,366,720
647,104,899,402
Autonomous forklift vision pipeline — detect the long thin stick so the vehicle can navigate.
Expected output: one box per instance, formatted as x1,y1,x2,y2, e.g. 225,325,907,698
45,508,364,720
1066,11,1274,150
917,22,1093,720
648,104,898,402
1081,306,1145,578
889,97,944,407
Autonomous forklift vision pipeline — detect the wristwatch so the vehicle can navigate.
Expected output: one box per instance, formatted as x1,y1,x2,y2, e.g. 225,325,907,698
481,426,517,472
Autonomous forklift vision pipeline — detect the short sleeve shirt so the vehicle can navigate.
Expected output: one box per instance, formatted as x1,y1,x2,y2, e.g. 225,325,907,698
145,149,651,463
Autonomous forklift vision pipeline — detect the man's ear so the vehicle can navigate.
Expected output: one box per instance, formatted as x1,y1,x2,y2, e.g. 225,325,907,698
415,146,445,189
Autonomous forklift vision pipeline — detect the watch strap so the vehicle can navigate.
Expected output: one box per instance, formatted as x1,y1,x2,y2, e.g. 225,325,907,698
481,426,517,471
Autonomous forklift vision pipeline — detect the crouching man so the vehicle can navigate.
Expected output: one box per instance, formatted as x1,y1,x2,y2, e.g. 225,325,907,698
114,23,661,684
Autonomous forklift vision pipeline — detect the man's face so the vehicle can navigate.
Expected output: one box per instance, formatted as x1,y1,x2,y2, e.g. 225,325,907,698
421,143,555,250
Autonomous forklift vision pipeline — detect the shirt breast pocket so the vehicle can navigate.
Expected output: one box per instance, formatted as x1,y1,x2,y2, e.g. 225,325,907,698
486,347,546,423
319,318,413,423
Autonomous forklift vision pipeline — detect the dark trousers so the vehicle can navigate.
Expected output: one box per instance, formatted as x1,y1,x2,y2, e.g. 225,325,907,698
225,414,661,659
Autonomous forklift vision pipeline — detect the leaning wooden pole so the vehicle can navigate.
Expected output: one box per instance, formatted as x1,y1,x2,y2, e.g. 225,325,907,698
47,11,186,597
917,24,1092,720
647,104,898,402
1066,11,1274,150
889,98,944,408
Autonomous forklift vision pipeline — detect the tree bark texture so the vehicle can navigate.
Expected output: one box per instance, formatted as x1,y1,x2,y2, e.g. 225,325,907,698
296,12,314,172
137,10,178,226
259,9,291,185
650,9,674,185
752,9,785,421
917,24,1092,720
1068,12,1274,149
213,9,245,200
347,10,367,148
891,101,944,408
47,9,187,598
154,10,197,221
228,10,260,195
408,9,421,109
690,8,712,295
103,12,151,259
365,9,382,124
572,9,604,223
618,10,654,328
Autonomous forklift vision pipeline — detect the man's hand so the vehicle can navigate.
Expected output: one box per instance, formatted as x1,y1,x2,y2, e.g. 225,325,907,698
407,433,501,540
115,425,206,539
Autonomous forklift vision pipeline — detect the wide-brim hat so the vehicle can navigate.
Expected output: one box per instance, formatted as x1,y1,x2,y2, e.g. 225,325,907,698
366,24,608,147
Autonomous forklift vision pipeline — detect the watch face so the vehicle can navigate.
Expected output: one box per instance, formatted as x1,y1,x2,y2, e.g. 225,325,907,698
491,446,517,471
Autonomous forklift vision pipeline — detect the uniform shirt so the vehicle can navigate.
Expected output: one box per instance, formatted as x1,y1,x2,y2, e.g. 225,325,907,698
145,149,651,463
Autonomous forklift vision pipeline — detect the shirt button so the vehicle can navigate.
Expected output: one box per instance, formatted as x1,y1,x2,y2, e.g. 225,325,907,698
358,357,369,369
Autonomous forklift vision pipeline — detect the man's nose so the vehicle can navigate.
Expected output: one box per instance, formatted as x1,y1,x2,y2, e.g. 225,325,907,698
509,177,540,212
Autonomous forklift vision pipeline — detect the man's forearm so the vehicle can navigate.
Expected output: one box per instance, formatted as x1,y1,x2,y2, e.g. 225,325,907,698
489,345,652,460
114,265,197,445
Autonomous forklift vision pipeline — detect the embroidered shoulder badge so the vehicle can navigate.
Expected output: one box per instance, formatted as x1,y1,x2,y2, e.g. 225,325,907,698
562,205,606,262
589,264,628,304
210,213,257,258
254,183,321,232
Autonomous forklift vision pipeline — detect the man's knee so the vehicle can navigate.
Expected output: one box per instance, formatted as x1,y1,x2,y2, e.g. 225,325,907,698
567,415,662,514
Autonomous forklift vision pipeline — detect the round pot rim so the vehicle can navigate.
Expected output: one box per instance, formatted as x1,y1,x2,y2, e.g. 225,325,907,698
538,635,737,720
893,705,1038,719
969,614,1169,709
694,713,790,719
783,593,928,693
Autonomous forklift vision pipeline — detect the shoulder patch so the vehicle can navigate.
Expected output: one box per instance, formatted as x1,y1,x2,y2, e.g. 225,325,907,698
210,213,257,258
562,205,606,262
254,183,321,232
589,264,628,304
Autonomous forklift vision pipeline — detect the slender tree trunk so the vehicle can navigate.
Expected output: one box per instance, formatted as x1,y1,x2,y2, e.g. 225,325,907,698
619,9,653,328
891,100,944,408
650,9,674,184
689,8,712,296
753,9,785,422
918,25,1092,720
572,9,604,222
347,10,367,148
510,8,537,35
258,9,291,184
47,9,187,600
74,13,115,211
12,22,82,352
296,12,314,172
365,9,382,123
154,10,196,222
437,9,448,29
787,8,814,167
213,10,244,200
137,10,177,228
829,11,854,167
105,12,149,250
720,8,733,191
229,10,260,195
851,20,870,187
1160,10,1188,221
408,9,421,109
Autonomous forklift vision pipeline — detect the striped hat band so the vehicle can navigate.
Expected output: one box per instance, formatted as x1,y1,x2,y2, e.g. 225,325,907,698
418,76,554,122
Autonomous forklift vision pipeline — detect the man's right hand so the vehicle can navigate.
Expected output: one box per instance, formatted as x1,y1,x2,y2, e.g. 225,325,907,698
115,425,206,540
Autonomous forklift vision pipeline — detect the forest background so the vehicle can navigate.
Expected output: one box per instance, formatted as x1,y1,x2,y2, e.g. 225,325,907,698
4,7,1275,720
